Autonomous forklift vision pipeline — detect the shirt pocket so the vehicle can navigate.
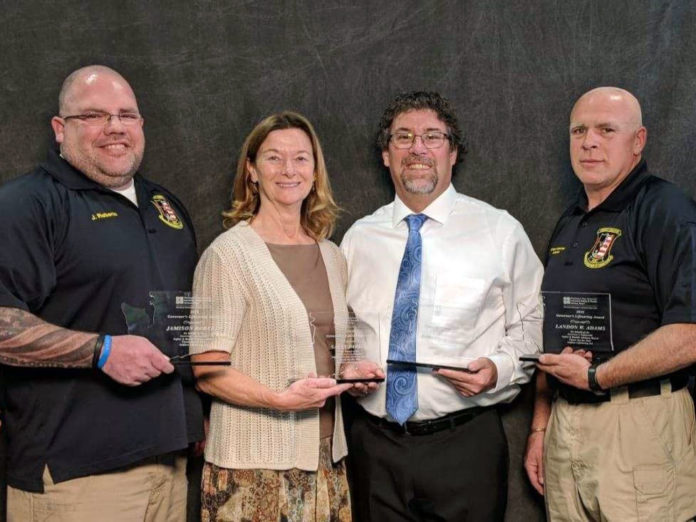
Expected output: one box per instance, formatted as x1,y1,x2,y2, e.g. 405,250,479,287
426,274,489,345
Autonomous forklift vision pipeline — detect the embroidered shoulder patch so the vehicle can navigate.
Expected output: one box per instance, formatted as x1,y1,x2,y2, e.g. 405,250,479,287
584,227,621,269
151,195,183,230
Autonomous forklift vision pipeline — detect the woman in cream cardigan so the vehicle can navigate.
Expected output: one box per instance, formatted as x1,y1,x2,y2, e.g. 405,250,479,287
190,111,357,521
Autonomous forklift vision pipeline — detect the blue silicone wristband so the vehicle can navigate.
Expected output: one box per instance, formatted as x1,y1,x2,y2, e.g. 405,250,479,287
97,334,112,369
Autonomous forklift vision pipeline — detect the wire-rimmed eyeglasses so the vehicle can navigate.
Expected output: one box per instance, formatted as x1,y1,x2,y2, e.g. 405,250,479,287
389,131,450,149
61,111,142,126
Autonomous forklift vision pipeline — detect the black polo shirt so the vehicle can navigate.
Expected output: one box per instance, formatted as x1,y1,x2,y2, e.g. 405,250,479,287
0,148,203,492
542,161,696,398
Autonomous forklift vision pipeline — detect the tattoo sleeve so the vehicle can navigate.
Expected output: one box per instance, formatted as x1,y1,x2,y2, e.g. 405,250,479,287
0,307,98,368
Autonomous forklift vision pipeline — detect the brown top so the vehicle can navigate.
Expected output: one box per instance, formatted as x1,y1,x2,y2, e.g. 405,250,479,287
267,243,335,438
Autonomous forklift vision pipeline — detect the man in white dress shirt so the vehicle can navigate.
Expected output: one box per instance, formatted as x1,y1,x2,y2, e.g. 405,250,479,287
340,91,543,521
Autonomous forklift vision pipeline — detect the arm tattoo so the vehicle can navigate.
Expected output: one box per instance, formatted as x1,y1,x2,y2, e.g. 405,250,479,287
0,307,98,368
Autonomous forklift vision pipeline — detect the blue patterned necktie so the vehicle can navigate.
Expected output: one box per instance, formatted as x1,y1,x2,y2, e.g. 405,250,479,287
386,213,427,425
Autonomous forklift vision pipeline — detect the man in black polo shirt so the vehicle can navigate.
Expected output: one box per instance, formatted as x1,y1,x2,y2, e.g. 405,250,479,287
524,87,696,521
0,65,203,521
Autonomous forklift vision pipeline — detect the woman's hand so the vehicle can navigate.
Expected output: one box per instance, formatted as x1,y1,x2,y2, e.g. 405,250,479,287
275,376,353,411
193,355,352,412
341,361,385,397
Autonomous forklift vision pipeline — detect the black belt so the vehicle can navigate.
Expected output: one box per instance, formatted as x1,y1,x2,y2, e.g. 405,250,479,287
557,374,689,405
364,407,486,436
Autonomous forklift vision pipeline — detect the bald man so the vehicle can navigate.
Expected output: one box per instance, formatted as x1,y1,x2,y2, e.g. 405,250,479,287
0,66,204,521
524,87,696,520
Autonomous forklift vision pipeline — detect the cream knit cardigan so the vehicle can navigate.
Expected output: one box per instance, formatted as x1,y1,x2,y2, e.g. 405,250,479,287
189,221,349,471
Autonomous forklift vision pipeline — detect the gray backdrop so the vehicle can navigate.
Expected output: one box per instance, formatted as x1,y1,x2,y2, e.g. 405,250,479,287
2,1,695,520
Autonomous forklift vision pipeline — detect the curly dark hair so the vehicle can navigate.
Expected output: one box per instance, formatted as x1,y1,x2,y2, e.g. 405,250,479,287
377,91,466,164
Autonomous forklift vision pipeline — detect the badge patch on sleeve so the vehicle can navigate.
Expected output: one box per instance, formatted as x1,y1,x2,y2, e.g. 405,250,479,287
584,227,621,268
151,195,184,230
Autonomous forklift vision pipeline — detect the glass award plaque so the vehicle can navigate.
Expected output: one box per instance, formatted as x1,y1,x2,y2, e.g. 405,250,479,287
385,305,475,372
121,291,230,366
287,310,384,384
516,301,543,363
325,312,384,384
542,291,613,354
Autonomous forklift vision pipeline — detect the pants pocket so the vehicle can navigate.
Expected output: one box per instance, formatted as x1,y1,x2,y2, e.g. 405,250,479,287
633,465,672,521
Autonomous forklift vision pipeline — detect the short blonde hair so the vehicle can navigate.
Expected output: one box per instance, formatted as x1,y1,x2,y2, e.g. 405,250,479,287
222,111,339,240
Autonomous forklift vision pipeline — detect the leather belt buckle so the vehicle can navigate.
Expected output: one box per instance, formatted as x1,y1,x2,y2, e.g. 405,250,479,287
405,417,443,436
367,407,485,436
403,408,479,435
402,419,429,436
448,416,457,430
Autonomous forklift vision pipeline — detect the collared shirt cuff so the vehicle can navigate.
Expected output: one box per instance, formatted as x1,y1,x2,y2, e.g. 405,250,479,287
485,353,515,394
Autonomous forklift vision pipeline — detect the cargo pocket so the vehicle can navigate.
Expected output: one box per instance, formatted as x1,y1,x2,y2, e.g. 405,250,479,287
633,465,672,521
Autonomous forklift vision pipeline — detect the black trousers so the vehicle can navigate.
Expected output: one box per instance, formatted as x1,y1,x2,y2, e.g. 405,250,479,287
347,407,508,522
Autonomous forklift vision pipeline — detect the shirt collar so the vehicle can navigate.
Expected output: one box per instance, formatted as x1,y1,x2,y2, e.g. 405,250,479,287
572,159,650,214
392,183,457,227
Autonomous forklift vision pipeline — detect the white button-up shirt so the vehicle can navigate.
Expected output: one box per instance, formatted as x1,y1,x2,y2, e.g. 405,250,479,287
340,184,543,420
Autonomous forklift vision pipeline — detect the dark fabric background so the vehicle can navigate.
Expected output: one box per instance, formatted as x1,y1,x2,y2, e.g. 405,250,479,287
2,1,695,520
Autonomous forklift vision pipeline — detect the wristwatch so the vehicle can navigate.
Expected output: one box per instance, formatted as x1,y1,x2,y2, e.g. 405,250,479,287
587,363,604,392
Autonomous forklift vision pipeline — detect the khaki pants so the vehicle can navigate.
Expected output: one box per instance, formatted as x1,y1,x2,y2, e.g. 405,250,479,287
544,384,696,521
7,453,187,522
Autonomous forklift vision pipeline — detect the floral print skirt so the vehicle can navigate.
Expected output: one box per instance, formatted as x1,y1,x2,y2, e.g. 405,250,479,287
201,438,351,521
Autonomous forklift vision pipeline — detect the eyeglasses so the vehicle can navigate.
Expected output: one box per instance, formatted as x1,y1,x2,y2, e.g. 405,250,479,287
389,131,450,149
61,111,142,126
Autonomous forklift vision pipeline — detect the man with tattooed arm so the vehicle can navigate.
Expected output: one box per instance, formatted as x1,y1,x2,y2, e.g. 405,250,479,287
0,65,203,521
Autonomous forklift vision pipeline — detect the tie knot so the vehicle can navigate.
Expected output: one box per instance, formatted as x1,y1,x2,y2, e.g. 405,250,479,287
405,213,427,232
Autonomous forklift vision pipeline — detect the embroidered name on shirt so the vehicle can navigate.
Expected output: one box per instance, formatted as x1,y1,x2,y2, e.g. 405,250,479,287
151,194,183,230
549,246,566,255
91,211,118,221
584,227,622,269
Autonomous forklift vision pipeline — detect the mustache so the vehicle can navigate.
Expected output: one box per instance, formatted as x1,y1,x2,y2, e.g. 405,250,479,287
402,155,434,167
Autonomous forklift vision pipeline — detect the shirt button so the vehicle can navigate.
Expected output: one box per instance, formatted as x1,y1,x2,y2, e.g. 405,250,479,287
572,242,578,247
148,228,157,233
581,222,588,227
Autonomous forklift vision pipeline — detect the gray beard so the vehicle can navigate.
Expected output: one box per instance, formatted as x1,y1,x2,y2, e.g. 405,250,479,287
402,173,437,194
